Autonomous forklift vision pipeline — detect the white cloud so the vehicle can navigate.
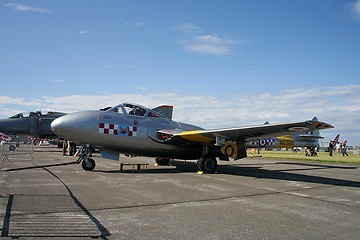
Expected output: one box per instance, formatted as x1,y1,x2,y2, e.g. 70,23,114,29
1,85,359,145
348,0,360,20
174,23,202,34
50,79,63,84
124,22,145,28
181,34,244,55
174,23,249,55
5,3,51,13
79,29,88,35
133,22,145,27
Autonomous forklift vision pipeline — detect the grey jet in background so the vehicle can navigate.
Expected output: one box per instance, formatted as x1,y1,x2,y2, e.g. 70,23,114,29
0,111,66,139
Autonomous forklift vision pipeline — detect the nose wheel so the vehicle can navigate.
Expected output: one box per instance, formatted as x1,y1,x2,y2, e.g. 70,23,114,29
82,157,96,171
77,145,96,171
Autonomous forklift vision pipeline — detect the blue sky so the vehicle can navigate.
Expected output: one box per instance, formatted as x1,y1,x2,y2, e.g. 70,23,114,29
1,1,360,146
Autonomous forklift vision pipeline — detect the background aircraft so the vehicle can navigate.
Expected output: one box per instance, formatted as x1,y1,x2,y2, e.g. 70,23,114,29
330,134,340,146
51,102,333,173
0,111,66,139
247,117,324,149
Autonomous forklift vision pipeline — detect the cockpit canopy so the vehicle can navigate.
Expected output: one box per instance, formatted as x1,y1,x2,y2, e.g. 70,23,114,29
107,103,166,119
9,111,65,119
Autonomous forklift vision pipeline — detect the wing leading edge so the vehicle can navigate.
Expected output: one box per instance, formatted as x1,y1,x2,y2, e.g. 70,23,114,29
175,120,333,143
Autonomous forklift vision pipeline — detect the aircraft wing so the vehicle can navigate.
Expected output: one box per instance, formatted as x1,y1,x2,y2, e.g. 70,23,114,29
157,120,333,144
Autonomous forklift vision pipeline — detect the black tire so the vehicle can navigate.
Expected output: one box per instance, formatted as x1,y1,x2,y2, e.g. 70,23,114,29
82,158,96,171
155,158,170,166
198,155,217,174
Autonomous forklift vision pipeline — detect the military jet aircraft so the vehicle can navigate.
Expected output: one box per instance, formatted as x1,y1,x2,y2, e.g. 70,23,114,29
0,111,66,138
51,102,333,173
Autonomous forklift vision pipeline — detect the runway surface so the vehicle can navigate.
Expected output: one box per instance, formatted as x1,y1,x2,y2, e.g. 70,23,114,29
1,146,360,239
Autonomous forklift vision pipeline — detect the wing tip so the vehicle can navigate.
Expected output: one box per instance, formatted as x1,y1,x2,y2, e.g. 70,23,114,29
306,120,334,129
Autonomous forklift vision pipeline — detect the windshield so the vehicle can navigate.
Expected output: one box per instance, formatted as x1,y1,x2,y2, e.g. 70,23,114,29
123,103,146,116
9,112,42,118
107,103,147,117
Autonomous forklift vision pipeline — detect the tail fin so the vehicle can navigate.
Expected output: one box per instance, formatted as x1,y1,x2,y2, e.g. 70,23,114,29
308,117,321,139
331,134,340,144
152,105,173,119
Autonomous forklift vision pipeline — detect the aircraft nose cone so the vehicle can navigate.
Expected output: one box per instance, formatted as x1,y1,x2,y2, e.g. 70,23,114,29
51,111,99,142
51,115,77,139
50,117,68,136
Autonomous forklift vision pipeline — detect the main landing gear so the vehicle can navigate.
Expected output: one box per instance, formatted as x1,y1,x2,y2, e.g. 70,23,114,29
77,145,96,171
195,144,219,174
197,154,217,174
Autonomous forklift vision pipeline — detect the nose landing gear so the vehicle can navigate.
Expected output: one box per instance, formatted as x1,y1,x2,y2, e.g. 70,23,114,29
77,145,96,171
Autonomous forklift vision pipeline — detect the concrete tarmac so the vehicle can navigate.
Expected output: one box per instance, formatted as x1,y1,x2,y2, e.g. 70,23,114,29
1,146,360,239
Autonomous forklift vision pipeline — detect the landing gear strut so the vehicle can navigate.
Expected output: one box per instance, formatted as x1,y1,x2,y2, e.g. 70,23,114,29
77,145,96,171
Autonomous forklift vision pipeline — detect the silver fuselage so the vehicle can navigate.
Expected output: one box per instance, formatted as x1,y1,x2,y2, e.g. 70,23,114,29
51,109,204,160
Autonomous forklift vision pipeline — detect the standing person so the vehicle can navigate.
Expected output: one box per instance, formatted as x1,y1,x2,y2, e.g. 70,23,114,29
329,142,334,156
69,141,77,156
62,140,67,156
67,141,71,156
342,141,349,157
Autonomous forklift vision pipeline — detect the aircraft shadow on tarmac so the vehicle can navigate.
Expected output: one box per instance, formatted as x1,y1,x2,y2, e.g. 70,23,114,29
1,161,78,172
95,160,360,188
218,165,360,188
1,163,111,239
3,159,359,189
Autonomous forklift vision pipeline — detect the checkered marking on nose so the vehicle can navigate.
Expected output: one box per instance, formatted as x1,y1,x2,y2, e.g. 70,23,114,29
99,123,118,135
128,126,137,137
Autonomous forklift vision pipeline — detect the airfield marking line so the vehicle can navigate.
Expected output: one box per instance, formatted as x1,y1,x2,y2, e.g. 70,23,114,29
1,195,13,237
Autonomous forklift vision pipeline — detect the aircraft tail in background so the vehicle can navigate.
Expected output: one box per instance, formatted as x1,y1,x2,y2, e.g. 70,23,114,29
330,134,340,145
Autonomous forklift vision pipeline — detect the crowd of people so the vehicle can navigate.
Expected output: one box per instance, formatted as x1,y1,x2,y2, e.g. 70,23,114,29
328,141,348,157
